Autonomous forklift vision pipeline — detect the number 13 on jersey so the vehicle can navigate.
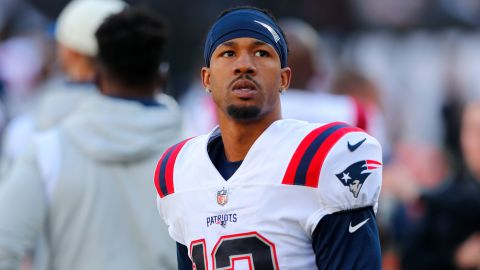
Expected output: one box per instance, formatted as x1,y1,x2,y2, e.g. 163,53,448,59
190,232,280,270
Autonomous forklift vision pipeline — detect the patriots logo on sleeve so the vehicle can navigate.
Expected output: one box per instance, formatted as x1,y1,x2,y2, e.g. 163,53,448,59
335,160,382,198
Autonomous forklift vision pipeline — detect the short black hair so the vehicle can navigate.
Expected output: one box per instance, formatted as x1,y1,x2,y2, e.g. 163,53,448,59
95,7,167,86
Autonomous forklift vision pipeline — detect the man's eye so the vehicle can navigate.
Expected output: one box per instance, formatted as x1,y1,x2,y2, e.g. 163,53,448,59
222,51,234,57
255,50,269,57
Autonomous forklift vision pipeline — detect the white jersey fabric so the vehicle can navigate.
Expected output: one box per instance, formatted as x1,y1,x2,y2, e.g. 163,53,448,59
156,119,382,269
0,93,182,270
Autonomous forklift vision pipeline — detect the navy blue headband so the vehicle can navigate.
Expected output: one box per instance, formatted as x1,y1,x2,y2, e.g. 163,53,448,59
204,8,288,68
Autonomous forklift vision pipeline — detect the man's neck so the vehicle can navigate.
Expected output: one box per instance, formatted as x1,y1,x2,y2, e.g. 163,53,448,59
218,112,280,162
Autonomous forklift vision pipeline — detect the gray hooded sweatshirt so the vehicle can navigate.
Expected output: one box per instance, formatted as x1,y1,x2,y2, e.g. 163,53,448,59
0,93,182,270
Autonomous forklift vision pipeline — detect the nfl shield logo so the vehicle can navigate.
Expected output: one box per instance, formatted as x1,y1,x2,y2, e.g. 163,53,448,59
217,187,228,206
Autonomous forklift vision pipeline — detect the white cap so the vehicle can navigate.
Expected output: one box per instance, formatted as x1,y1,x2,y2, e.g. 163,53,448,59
55,0,127,56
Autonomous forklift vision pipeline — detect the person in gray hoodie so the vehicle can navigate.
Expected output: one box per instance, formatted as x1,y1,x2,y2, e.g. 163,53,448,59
0,0,128,176
0,6,180,270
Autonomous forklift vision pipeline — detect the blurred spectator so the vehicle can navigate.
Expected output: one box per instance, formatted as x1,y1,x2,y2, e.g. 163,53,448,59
0,6,180,270
279,18,388,151
440,0,480,26
278,18,357,124
0,0,126,175
0,0,49,118
331,68,390,155
349,0,429,29
0,0,46,39
401,101,480,270
0,36,49,117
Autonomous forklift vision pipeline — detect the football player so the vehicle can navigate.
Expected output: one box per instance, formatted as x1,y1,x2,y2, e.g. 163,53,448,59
155,6,382,269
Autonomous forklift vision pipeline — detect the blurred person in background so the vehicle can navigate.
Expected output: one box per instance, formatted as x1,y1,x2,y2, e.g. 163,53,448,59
345,62,451,269
0,0,49,118
278,18,366,127
278,18,388,147
330,68,390,157
0,0,50,144
0,6,180,270
0,0,126,175
401,101,480,270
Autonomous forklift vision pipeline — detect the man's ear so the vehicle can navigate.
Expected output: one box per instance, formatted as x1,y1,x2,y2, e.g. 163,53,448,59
280,67,291,91
201,67,211,90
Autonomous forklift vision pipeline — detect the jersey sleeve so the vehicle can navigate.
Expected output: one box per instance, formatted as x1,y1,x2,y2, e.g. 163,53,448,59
154,138,193,245
312,207,381,269
307,129,383,234
156,196,185,244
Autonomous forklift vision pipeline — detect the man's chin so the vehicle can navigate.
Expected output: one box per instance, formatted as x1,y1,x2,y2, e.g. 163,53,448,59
226,105,261,122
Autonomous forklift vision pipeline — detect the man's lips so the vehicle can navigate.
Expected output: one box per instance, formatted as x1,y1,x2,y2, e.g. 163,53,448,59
231,79,258,99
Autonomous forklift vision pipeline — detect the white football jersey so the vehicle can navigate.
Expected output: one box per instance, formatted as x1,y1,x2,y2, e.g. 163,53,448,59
156,119,382,269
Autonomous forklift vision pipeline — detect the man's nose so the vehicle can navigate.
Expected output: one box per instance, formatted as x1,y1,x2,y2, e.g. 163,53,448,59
233,53,257,76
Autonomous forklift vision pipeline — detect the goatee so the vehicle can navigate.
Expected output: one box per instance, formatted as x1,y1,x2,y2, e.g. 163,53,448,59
226,105,261,121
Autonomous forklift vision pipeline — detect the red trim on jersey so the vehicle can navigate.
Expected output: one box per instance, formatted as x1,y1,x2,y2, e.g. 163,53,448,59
231,255,253,269
164,139,190,196
353,98,368,131
154,144,175,198
304,126,362,187
154,138,193,198
282,122,341,185
366,160,382,165
366,159,382,170
211,231,280,270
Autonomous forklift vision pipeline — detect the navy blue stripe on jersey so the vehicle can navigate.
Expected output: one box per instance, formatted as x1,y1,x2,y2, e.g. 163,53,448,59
157,146,175,197
155,138,193,198
177,242,193,270
312,207,381,269
293,123,349,186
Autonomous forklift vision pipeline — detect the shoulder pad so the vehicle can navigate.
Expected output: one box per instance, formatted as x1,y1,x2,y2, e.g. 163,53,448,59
154,138,193,198
282,122,364,188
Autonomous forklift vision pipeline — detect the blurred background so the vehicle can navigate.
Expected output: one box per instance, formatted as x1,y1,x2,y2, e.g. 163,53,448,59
2,0,480,269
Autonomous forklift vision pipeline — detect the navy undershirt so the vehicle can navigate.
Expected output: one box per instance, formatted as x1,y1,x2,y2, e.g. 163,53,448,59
207,135,243,180
176,136,381,269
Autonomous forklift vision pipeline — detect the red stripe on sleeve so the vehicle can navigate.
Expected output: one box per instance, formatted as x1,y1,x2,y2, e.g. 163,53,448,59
164,138,193,196
154,144,175,198
282,122,344,185
305,126,362,187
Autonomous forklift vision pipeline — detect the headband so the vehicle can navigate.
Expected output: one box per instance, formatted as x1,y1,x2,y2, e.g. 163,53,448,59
204,8,288,68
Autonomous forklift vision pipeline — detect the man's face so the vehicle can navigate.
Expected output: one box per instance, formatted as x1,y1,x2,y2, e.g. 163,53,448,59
461,104,480,178
202,37,291,122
